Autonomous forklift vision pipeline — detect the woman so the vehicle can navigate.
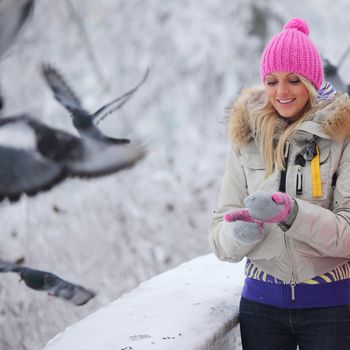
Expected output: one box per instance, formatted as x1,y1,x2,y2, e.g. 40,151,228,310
209,18,350,349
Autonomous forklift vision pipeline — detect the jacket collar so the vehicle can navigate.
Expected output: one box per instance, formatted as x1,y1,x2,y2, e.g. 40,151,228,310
228,85,350,145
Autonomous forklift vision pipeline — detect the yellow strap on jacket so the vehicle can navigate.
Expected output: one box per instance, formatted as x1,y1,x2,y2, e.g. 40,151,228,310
311,144,323,198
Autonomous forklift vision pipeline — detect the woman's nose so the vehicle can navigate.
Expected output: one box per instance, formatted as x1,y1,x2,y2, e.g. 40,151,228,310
277,82,289,95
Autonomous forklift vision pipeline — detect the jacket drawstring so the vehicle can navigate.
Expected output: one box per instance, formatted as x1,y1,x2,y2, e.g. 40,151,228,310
311,144,323,197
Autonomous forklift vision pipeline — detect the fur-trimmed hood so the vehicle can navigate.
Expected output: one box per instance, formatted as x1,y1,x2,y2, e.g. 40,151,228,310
228,86,350,145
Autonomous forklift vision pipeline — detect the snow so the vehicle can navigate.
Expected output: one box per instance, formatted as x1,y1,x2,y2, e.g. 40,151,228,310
1,1,350,349
42,254,245,350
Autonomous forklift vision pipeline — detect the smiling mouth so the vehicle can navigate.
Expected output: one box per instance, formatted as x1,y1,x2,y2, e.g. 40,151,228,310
277,98,296,104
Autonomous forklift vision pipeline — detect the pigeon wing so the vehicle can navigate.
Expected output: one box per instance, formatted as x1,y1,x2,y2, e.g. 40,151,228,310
0,0,35,57
0,260,17,272
65,139,146,177
0,146,63,202
52,277,96,306
41,63,88,116
103,136,130,144
92,68,150,124
25,117,86,163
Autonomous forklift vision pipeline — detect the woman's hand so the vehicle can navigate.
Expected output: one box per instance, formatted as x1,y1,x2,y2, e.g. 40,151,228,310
224,208,265,243
223,191,297,243
244,191,295,223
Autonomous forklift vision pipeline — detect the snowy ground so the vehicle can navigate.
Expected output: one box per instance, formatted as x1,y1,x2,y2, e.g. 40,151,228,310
1,1,350,349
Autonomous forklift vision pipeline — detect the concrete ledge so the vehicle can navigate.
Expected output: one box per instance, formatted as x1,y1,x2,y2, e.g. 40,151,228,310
42,254,245,350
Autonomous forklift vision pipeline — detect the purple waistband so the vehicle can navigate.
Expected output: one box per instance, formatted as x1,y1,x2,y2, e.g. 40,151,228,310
242,277,350,309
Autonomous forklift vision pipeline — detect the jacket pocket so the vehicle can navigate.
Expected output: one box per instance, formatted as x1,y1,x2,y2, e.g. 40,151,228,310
240,153,266,194
240,152,266,169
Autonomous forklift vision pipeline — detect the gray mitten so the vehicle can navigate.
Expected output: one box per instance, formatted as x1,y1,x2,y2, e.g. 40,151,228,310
244,191,297,225
224,208,265,243
230,220,265,243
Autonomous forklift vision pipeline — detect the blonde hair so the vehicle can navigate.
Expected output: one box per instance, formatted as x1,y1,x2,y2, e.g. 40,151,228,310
253,76,318,177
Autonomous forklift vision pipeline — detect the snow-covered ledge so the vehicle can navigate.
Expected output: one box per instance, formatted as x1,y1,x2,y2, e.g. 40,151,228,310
42,254,245,350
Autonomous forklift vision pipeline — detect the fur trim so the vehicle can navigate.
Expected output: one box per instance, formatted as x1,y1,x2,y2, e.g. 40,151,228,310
228,87,350,144
323,100,350,141
227,86,265,145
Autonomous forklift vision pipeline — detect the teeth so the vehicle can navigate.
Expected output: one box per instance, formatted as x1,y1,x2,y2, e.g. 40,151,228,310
278,99,294,104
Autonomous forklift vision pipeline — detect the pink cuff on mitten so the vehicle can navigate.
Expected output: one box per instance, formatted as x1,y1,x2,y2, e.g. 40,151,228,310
224,208,251,222
262,192,293,223
224,208,264,229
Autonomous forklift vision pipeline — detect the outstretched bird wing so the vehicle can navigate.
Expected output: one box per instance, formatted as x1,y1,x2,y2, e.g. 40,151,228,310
92,67,150,124
0,0,35,57
0,115,64,202
0,261,95,306
48,275,96,306
66,138,146,177
0,146,63,202
41,63,89,116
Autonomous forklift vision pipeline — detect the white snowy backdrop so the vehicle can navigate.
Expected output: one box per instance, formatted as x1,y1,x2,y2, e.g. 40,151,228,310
1,1,350,349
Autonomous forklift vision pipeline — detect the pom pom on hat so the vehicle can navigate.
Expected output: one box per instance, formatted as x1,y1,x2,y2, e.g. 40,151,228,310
260,18,323,89
283,18,309,35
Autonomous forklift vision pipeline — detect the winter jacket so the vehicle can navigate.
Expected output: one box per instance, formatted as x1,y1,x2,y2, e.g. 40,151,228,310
209,86,350,285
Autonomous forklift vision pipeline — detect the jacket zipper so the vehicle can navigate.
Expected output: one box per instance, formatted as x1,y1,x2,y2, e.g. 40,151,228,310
290,273,296,302
296,165,303,195
279,142,290,192
284,142,290,156
280,141,298,302
284,235,297,302
294,153,306,196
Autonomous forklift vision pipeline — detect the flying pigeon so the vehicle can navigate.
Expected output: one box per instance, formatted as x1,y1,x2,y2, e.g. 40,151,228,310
0,0,35,57
0,260,95,305
41,63,149,144
0,114,146,202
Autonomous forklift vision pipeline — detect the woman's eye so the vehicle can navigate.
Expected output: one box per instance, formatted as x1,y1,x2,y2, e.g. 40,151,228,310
289,79,300,84
266,81,277,86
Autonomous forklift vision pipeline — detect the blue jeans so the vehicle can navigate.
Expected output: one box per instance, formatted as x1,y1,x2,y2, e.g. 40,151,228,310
239,297,350,350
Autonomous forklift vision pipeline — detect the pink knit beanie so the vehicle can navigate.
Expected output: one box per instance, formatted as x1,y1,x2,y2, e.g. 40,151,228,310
260,18,323,89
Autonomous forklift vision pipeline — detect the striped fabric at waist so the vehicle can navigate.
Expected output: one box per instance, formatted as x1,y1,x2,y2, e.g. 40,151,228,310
245,259,350,284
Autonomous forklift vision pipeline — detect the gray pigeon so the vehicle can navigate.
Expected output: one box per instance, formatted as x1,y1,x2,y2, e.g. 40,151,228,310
0,260,95,306
0,114,146,202
41,63,149,144
0,0,35,57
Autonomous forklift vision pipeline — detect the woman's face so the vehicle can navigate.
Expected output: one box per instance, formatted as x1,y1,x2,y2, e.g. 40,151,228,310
264,72,310,122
